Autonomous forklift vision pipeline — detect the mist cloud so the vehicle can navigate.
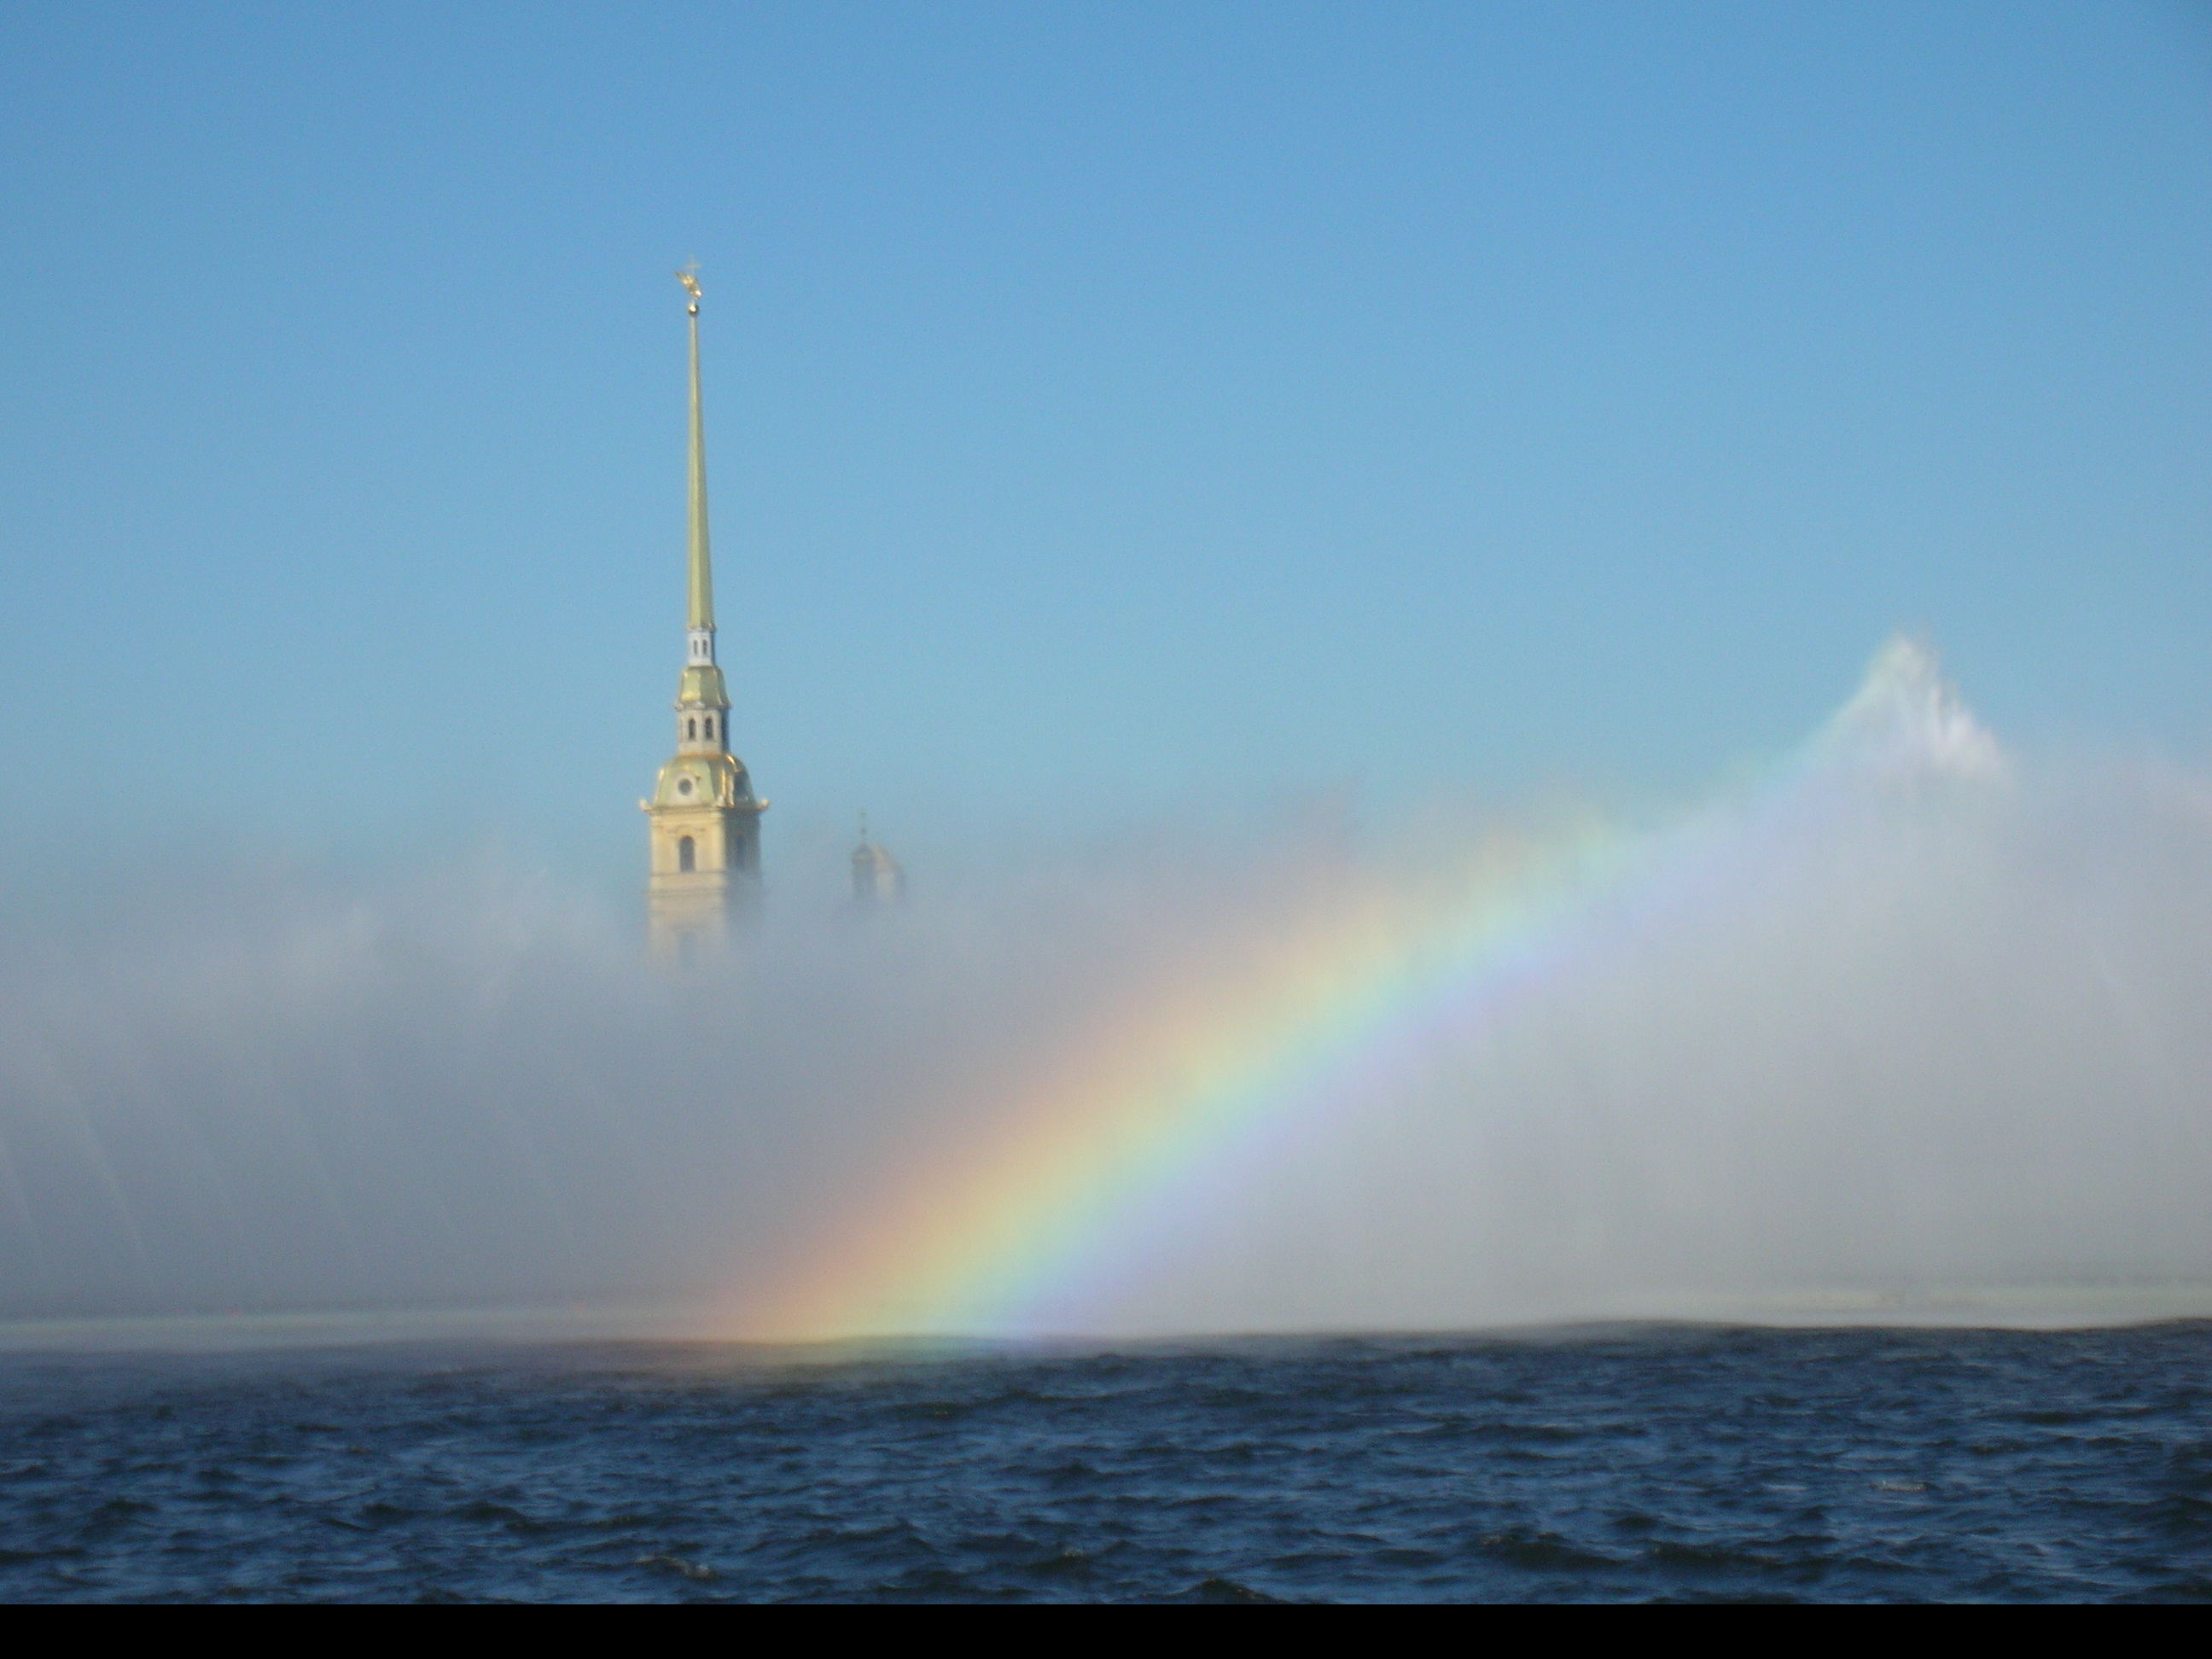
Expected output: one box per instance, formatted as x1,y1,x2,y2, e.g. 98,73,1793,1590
3,643,2208,1334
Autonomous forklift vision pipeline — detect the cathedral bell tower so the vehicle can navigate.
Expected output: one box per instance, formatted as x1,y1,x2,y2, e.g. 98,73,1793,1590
643,267,766,957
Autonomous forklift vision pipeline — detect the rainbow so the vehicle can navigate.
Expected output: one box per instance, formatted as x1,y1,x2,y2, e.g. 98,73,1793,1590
727,643,1969,1340
744,815,1683,1340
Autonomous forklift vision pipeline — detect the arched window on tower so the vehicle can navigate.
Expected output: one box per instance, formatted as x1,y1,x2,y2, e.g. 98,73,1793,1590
678,836,696,873
704,716,714,740
687,718,697,740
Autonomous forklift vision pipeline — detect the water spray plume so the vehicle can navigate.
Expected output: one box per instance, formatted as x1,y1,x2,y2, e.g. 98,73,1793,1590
2,637,2207,1338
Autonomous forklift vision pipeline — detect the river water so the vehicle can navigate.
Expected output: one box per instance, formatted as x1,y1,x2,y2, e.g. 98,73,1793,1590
3,1322,2208,1601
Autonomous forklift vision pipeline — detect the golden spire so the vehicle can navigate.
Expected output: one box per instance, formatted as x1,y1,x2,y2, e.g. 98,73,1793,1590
678,262,713,631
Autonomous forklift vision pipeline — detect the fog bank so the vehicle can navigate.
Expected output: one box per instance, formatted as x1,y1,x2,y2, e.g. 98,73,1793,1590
3,644,2208,1335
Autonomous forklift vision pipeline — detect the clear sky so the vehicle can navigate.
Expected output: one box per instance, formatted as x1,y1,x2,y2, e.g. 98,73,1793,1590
2,3,2207,896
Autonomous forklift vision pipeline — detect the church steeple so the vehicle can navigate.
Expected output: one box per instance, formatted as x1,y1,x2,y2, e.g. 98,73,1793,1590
644,265,766,958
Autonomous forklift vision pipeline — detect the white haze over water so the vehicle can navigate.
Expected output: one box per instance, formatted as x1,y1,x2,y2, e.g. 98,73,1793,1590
2,641,2209,1337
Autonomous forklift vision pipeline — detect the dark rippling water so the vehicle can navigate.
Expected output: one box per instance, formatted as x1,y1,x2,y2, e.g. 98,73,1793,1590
3,1323,2209,1602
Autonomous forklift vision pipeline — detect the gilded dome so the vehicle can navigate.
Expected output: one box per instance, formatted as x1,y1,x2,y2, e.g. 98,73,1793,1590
675,664,730,708
653,751,754,809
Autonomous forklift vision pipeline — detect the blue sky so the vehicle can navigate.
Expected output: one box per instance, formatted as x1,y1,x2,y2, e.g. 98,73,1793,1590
2,3,2207,896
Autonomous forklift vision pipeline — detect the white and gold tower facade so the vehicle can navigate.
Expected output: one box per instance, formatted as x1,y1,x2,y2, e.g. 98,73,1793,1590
644,269,765,957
